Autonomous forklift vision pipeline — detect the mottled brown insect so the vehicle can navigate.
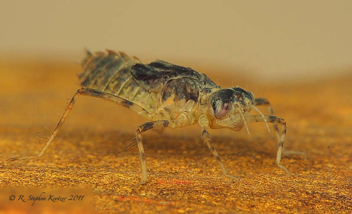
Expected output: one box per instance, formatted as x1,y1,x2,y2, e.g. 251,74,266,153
8,50,296,186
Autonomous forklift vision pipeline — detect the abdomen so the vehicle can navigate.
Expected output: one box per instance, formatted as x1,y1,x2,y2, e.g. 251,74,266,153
79,50,159,113
79,50,219,120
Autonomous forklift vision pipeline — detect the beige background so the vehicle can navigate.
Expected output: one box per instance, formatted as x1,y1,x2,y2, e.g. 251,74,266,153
1,0,352,81
1,1,351,212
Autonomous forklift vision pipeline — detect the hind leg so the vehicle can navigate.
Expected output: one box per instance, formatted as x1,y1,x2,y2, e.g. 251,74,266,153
7,87,150,162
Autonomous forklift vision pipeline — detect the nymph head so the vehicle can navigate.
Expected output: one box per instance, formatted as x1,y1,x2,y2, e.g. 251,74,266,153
208,87,258,132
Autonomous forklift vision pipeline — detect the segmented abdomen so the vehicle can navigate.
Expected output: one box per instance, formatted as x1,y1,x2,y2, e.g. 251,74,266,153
79,50,220,118
80,50,159,113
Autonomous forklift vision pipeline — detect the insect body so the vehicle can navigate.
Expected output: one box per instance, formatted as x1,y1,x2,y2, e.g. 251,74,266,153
8,50,291,186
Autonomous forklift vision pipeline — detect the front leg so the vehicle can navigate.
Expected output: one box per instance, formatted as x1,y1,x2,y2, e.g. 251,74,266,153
254,98,280,141
254,98,306,158
249,115,291,175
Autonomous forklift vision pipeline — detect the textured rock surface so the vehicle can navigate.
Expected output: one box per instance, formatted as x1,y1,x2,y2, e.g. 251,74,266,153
0,58,351,213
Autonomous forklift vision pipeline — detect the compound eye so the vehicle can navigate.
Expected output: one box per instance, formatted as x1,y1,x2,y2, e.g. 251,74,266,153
212,101,231,119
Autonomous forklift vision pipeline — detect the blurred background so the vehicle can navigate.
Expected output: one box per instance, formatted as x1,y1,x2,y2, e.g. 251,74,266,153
1,2,351,212
0,0,351,133
1,0,351,82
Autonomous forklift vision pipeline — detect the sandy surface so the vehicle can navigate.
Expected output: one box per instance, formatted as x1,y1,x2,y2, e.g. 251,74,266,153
0,57,351,213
